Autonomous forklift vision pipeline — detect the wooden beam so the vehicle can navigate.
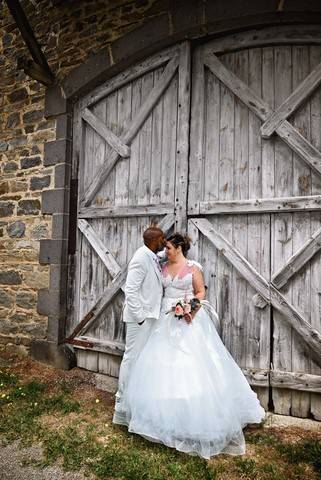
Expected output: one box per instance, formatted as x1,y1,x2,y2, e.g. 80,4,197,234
5,0,55,84
65,213,175,341
17,56,55,87
199,195,321,215
71,336,125,356
191,217,321,368
78,203,174,219
204,53,321,178
261,61,321,138
78,219,122,278
80,56,179,207
82,108,130,158
272,227,321,289
270,370,321,393
203,26,321,56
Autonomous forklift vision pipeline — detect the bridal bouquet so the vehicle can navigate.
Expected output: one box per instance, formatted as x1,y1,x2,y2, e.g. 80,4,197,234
167,298,201,324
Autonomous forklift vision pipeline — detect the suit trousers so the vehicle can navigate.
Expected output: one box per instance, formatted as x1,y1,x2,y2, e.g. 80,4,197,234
115,319,153,409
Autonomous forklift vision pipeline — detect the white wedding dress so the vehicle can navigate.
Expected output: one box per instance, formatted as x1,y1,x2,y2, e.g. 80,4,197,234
119,261,266,459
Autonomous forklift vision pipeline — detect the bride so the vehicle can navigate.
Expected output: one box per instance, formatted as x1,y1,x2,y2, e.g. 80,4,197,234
114,233,266,459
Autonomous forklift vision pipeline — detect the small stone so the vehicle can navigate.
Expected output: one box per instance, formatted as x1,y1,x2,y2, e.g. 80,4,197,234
0,202,14,217
0,182,9,195
3,161,18,172
6,112,20,129
0,141,8,152
7,221,25,238
3,34,12,47
8,88,28,103
30,175,50,190
31,145,41,155
23,110,43,124
0,289,14,309
17,199,40,215
31,224,49,239
16,291,36,309
8,136,27,148
21,156,41,169
25,126,34,134
0,270,22,285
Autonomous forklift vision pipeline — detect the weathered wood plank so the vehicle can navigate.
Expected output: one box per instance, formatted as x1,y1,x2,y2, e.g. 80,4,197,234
82,107,130,158
78,203,174,219
271,46,293,416
310,45,321,421
191,217,321,368
200,195,321,215
78,219,121,278
272,227,321,289
81,56,179,207
290,46,312,418
247,46,270,411
261,61,321,138
188,47,204,215
73,336,125,356
271,370,321,393
174,41,191,232
204,53,321,178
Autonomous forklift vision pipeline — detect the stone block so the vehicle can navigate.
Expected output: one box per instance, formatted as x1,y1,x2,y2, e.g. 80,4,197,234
112,14,170,66
17,199,41,216
7,220,25,238
39,239,68,265
56,114,72,139
3,161,18,172
8,88,28,103
52,213,69,239
55,163,71,188
61,48,111,99
16,290,36,309
44,84,68,118
0,289,14,309
20,156,41,169
42,188,69,214
37,287,66,317
29,339,77,370
0,270,22,285
0,202,15,217
30,175,51,191
0,141,8,152
23,109,44,124
49,264,68,291
170,0,205,36
44,139,71,166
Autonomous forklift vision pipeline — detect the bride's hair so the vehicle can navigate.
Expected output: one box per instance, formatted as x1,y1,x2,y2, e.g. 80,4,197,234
167,233,191,256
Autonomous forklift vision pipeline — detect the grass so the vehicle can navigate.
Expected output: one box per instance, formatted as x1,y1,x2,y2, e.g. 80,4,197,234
0,351,320,480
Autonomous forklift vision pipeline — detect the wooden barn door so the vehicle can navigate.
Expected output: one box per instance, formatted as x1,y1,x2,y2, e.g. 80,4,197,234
188,36,321,418
66,43,190,377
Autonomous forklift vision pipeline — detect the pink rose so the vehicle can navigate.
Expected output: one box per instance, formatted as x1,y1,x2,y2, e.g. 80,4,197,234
175,304,184,317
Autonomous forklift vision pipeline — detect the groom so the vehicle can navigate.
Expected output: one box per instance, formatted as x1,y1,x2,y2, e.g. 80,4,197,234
113,226,166,424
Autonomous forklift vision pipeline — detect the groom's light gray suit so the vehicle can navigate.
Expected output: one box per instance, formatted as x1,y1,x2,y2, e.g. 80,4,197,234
114,244,163,422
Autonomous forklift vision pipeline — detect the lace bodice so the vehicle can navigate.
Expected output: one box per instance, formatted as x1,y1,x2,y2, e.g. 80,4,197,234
161,260,199,301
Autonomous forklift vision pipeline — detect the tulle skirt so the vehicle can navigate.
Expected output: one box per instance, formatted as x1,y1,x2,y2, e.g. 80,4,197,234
120,299,266,459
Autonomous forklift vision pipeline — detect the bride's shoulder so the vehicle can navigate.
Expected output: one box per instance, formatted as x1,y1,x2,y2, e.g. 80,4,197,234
186,259,203,271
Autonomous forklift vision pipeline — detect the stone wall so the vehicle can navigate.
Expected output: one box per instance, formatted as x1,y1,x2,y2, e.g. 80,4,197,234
0,0,160,353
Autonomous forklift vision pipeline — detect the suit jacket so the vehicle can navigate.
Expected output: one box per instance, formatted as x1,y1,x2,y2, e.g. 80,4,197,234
123,245,163,323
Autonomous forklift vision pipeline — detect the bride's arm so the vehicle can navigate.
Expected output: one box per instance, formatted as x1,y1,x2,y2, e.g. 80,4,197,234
192,266,206,301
